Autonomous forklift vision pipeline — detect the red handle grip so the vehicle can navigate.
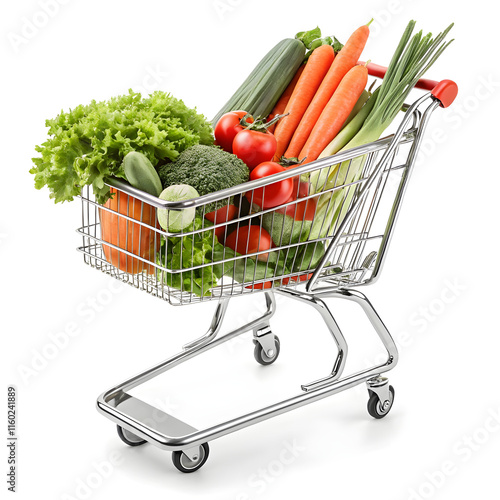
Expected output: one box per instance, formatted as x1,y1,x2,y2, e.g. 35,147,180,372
360,62,458,108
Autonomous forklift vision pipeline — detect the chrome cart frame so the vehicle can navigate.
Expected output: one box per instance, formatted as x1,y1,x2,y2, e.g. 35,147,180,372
78,65,458,472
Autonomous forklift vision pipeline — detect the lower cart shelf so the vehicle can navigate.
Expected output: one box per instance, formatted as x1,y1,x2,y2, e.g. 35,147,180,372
97,289,397,473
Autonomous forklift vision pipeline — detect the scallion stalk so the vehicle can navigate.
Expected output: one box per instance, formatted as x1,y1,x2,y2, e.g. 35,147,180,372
309,20,454,239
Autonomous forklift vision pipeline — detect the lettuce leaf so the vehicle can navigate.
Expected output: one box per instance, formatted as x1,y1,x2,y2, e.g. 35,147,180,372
157,218,222,297
31,90,213,204
157,218,291,297
212,246,288,285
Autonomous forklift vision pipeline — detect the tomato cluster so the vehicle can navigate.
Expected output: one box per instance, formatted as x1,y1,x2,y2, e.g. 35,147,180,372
213,110,253,154
213,110,318,287
215,110,307,211
214,110,277,169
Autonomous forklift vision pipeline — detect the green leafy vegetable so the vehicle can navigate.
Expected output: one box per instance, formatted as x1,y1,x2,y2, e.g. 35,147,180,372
295,27,322,48
332,36,344,54
157,216,292,296
157,217,222,297
304,36,344,60
31,90,213,204
285,241,326,273
213,246,288,285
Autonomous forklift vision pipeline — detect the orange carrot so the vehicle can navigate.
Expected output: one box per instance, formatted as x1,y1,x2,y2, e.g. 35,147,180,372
284,23,370,159
272,44,335,161
100,189,159,274
266,64,305,133
299,64,368,164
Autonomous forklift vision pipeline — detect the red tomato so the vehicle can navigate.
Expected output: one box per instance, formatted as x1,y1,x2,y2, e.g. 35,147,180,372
291,197,317,221
204,204,238,243
248,281,273,290
292,177,310,198
247,276,291,290
214,111,253,153
225,225,273,262
292,273,313,282
278,193,318,222
246,162,294,209
232,130,277,170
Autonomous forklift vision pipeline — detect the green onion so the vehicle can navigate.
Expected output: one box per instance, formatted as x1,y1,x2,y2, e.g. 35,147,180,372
308,20,454,239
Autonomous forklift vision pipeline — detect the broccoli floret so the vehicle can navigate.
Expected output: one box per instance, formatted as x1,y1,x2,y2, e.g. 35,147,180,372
158,145,249,211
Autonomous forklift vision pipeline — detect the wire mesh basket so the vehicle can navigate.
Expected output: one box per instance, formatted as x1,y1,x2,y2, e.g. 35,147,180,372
78,109,422,306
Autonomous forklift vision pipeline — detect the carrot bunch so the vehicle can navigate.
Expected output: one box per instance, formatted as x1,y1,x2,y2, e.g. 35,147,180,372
271,21,372,165
272,44,335,160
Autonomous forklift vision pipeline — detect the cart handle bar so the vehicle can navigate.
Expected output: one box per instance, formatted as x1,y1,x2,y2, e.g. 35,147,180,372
359,61,458,108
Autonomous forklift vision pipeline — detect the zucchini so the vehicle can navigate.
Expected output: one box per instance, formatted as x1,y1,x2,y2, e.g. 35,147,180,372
212,38,306,124
122,151,162,197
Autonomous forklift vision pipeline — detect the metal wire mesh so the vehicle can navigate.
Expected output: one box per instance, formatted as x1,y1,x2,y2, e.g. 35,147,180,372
77,123,418,305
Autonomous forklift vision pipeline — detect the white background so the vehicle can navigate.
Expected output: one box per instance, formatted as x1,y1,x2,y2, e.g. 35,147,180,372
2,0,499,499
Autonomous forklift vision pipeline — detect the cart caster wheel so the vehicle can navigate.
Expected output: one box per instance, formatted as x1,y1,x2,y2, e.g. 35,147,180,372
117,425,147,447
172,443,209,473
253,336,280,365
367,385,395,419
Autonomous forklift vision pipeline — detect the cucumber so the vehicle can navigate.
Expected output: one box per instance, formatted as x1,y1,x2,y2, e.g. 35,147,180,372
212,37,306,124
122,151,162,197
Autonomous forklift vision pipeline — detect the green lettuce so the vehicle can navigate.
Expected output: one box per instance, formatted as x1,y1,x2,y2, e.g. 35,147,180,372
157,218,292,297
157,218,222,297
212,247,288,286
31,90,213,204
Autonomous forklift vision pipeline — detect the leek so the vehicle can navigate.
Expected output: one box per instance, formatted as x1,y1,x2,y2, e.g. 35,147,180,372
317,87,380,162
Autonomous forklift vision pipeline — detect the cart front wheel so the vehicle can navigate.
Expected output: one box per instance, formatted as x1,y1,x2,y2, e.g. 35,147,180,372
367,385,395,419
253,336,280,365
172,443,210,473
117,425,147,446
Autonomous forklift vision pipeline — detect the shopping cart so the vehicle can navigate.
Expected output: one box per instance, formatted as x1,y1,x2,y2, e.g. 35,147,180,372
78,63,457,472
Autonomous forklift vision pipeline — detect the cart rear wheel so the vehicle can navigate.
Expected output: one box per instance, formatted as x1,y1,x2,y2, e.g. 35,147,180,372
172,443,209,473
253,336,280,365
367,385,395,419
117,425,147,446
